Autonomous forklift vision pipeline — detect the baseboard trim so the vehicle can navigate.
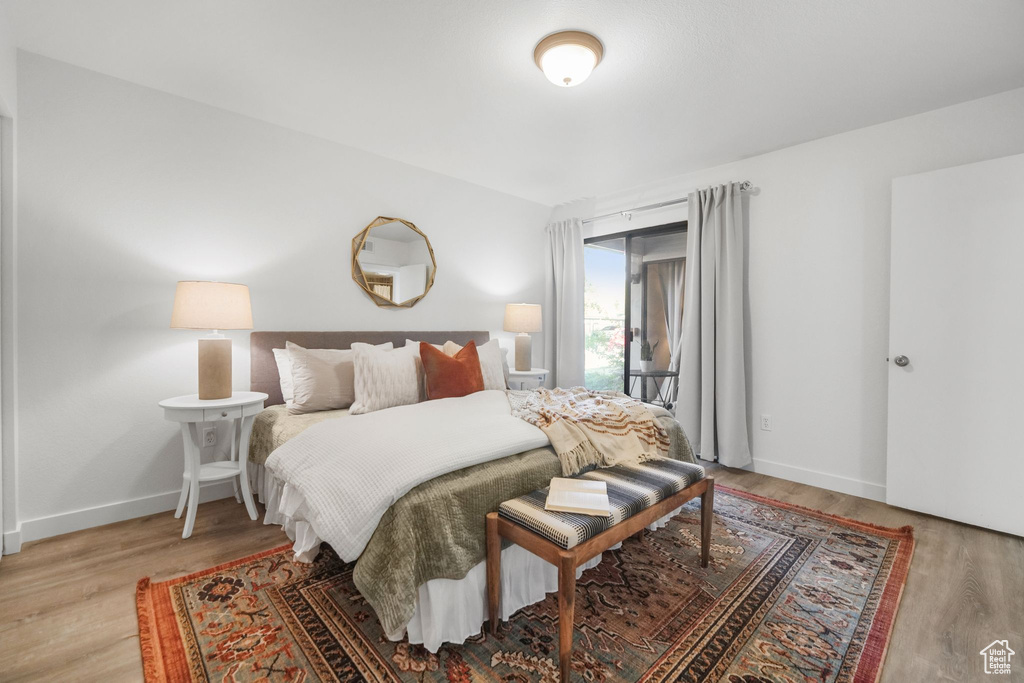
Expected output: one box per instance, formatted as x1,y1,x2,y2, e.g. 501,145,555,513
2,524,22,555
10,481,237,550
750,458,886,502
5,460,884,552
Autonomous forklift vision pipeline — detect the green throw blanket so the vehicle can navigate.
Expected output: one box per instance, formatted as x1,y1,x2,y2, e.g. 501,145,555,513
348,413,695,638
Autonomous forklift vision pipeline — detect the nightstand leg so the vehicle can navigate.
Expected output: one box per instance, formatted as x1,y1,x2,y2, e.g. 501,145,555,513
237,415,258,520
175,422,192,519
183,422,201,538
175,477,189,519
230,419,242,503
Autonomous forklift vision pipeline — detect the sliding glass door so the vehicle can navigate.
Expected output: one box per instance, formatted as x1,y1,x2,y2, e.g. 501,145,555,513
584,223,687,405
583,237,626,391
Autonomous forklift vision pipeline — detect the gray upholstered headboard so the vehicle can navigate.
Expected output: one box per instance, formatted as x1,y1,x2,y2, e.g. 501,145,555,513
250,331,491,406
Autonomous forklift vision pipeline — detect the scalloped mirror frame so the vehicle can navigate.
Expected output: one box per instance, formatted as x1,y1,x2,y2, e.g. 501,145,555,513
351,216,437,308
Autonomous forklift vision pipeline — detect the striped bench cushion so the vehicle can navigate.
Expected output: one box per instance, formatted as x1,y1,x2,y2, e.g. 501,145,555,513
498,458,706,549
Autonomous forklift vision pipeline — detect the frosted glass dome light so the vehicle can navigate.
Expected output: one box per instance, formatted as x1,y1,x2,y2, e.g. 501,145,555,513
534,31,604,88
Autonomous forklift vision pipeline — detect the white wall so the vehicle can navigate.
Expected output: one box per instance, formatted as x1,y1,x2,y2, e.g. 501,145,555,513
573,86,1024,501
0,11,16,554
5,53,549,548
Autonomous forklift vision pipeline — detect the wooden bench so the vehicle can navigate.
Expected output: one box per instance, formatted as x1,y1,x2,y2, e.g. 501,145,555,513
486,459,713,681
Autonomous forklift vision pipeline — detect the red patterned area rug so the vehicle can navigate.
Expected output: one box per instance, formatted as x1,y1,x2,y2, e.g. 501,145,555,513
137,487,913,682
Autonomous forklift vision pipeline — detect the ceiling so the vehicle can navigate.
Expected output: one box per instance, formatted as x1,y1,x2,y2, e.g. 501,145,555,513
6,0,1024,206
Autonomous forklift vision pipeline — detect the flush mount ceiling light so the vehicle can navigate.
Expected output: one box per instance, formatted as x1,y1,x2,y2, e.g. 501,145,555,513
534,30,604,88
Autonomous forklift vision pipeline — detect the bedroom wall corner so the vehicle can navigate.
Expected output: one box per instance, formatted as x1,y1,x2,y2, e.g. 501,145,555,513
10,52,551,546
0,14,18,555
0,113,17,555
0,7,16,119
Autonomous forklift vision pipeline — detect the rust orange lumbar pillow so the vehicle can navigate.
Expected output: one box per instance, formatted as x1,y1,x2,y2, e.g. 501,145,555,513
420,340,485,400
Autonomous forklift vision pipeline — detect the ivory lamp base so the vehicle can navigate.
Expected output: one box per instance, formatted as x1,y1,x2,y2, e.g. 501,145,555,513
514,333,532,372
198,337,232,399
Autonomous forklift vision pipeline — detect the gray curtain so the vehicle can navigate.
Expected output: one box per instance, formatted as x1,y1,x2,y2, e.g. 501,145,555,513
675,183,751,467
659,260,686,371
543,218,585,388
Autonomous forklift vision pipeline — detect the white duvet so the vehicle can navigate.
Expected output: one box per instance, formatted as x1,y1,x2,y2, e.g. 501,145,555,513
264,390,549,561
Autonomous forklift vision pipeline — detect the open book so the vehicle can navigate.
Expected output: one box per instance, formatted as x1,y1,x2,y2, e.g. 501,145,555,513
545,478,611,517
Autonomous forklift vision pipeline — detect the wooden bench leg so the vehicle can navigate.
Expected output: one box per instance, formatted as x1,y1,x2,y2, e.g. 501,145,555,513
558,553,576,681
700,478,714,568
486,512,501,634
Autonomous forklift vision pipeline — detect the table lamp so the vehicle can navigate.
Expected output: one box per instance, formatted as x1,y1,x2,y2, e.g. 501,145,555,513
171,281,253,400
504,303,542,372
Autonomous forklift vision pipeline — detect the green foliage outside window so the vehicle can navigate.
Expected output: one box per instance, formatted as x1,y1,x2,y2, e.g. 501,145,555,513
584,280,624,391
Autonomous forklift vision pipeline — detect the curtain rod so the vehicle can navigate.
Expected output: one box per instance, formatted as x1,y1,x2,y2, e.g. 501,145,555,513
582,180,754,225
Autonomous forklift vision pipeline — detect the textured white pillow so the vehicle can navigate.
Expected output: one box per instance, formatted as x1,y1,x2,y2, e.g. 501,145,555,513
350,343,422,414
286,341,393,414
443,339,507,390
405,339,444,401
272,348,295,402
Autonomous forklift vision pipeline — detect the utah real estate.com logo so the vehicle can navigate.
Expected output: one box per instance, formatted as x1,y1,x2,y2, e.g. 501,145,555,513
979,640,1015,676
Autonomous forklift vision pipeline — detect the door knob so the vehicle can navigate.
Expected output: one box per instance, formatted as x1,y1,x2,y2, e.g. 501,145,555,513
894,355,910,367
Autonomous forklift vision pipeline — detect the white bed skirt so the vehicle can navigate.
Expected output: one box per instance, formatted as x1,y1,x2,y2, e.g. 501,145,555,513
249,463,681,653
251,464,322,562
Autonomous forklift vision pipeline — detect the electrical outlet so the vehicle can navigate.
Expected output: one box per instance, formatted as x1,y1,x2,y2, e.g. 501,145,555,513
760,414,773,431
203,427,216,447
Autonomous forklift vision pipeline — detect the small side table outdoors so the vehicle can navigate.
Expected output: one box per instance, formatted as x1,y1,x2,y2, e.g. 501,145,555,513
158,391,267,538
629,369,679,409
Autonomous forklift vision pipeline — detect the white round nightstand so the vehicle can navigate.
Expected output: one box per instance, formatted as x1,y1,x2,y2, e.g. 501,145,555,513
158,391,267,538
507,368,549,390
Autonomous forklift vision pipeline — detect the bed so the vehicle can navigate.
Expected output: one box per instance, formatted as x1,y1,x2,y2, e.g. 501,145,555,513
247,330,697,652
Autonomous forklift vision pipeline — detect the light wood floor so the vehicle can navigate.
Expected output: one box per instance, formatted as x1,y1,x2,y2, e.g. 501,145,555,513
1,466,1021,682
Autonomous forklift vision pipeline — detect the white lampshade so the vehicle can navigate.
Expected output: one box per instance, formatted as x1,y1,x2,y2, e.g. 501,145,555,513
504,303,542,333
171,281,253,331
534,31,604,88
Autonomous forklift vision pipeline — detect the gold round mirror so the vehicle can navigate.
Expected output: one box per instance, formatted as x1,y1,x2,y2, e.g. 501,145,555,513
351,216,437,308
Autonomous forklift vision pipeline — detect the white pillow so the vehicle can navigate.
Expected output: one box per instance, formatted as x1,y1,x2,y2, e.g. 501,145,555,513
272,348,295,402
406,339,443,351
405,339,444,401
283,341,393,414
443,339,507,391
350,343,422,414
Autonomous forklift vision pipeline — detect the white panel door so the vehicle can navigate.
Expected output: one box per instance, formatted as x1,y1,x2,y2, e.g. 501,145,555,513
887,153,1024,536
